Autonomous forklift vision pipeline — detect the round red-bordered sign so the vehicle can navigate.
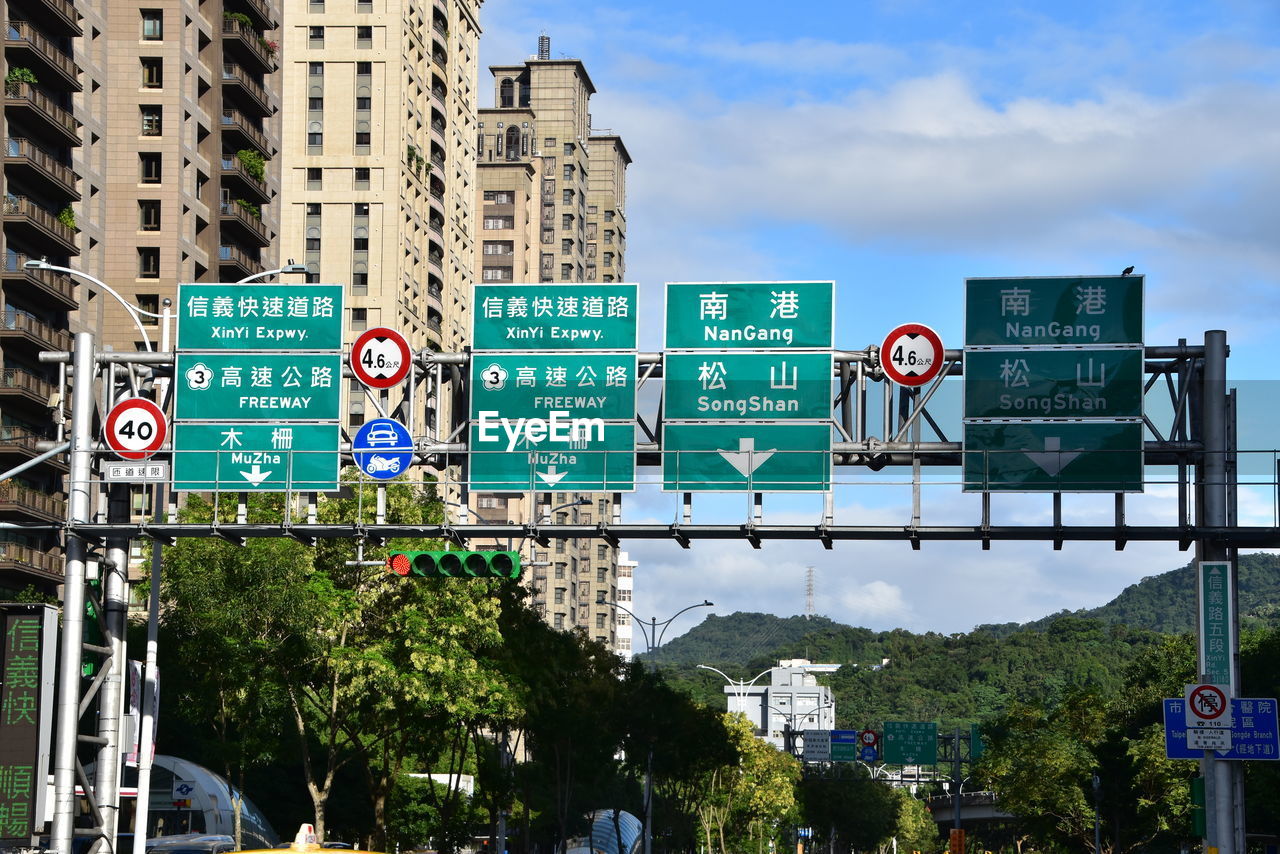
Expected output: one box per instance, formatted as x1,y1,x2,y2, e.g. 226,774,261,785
1188,684,1229,720
880,323,944,387
104,398,167,460
859,729,878,746
351,327,412,389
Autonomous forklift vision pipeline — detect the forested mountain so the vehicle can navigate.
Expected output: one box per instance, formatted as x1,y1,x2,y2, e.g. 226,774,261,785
645,551,1280,728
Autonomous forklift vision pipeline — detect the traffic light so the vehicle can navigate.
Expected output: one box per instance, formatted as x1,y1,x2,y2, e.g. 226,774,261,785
386,550,520,579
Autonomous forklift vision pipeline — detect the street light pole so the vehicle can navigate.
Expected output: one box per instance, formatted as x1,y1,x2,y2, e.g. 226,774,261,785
234,260,309,284
607,599,714,854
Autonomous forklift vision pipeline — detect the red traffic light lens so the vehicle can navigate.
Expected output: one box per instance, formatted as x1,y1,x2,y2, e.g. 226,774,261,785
388,553,412,576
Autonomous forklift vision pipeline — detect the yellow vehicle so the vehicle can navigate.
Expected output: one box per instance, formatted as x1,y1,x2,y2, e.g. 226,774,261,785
239,824,384,854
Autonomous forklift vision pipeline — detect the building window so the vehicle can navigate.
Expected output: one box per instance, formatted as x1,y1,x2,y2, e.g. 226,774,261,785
141,58,163,88
141,9,162,40
307,168,322,189
483,216,513,229
603,252,613,267
356,25,372,46
137,248,160,278
562,214,573,230
554,588,565,605
562,189,573,205
544,137,555,150
356,96,371,110
483,190,514,204
604,210,614,221
597,544,608,560
354,202,370,217
140,106,162,136
560,264,572,279
137,294,160,325
564,142,574,156
555,563,566,579
139,152,161,183
354,167,370,188
308,97,323,110
305,237,320,251
355,131,371,146
563,164,574,181
482,267,512,281
308,62,324,76
596,567,607,583
617,588,631,602
138,200,161,231
554,614,564,629
596,613,606,629
357,0,372,10
604,230,614,244
483,241,513,256
353,237,368,251
306,203,321,216
351,308,367,331
561,238,572,255
308,26,324,47
357,61,372,75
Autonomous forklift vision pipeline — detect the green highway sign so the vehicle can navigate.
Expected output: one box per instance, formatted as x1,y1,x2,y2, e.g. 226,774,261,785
172,423,340,491
175,353,341,421
663,352,832,421
662,422,831,492
882,721,938,765
665,281,834,350
1199,561,1233,687
177,283,345,350
964,348,1143,420
472,283,637,350
470,353,636,422
468,422,635,492
966,276,1143,347
964,421,1144,492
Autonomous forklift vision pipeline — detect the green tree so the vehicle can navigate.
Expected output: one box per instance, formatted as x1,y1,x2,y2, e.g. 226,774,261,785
695,714,800,854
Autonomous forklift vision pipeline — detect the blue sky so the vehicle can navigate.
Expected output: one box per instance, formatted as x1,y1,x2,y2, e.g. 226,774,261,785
476,1,1280,639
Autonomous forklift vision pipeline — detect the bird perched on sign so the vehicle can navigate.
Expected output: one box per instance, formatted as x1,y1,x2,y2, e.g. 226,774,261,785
1121,266,1134,277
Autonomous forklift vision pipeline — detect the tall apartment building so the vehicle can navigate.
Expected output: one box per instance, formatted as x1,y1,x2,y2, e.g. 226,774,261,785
472,38,632,648
0,0,85,597
278,0,480,439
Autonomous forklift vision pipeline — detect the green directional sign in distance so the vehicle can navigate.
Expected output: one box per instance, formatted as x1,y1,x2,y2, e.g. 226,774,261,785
472,283,638,351
175,353,342,421
177,283,345,350
665,282,834,350
172,423,340,491
662,423,831,492
663,352,832,421
964,421,1143,492
882,721,938,766
966,276,1143,347
469,422,634,492
470,353,636,422
1199,561,1233,687
964,348,1143,420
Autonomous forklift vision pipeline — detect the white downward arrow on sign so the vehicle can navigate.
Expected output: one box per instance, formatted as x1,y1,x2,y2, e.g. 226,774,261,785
241,464,272,486
719,438,775,477
1024,437,1083,476
537,465,567,487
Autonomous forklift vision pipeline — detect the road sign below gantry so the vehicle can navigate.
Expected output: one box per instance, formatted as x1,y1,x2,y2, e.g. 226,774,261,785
662,352,832,421
664,281,834,350
176,283,345,350
472,283,638,350
175,353,342,421
963,421,1143,492
171,423,340,491
352,418,414,480
882,721,938,765
662,423,832,492
468,421,635,492
963,348,1143,420
351,327,412,388
104,398,167,460
880,323,944,387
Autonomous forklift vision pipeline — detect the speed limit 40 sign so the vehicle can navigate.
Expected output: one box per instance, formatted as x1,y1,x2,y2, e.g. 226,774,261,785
880,323,944,387
105,398,167,460
351,327,412,389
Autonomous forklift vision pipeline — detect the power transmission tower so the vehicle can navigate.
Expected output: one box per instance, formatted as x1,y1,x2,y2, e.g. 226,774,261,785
805,566,815,619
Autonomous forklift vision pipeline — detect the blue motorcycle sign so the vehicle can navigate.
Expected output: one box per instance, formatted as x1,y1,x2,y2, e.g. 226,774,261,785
353,418,414,480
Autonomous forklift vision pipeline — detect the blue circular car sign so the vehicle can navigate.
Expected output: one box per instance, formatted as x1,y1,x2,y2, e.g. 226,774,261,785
859,745,878,763
352,418,413,480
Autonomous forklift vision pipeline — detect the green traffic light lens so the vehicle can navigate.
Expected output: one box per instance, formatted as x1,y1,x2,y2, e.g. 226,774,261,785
490,552,515,578
464,553,489,576
411,552,438,576
438,552,463,576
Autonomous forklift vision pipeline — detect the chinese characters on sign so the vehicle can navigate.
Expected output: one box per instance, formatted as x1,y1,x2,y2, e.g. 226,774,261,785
881,721,939,765
472,284,637,351
0,605,55,844
1199,561,1233,688
963,276,1144,492
663,283,835,492
1164,698,1279,760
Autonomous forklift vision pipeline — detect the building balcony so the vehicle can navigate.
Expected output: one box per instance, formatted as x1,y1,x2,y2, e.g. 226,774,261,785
3,81,80,147
0,540,63,586
217,244,262,279
0,307,72,352
0,482,66,523
19,0,79,36
0,426,63,469
219,201,270,246
430,117,446,150
0,251,76,309
220,155,271,204
221,63,274,117
0,366,55,404
3,193,77,253
220,109,273,157
4,137,78,200
221,19,277,74
5,22,82,91
229,0,278,30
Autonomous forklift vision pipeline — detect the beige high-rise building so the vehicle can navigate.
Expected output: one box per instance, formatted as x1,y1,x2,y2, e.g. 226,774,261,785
473,38,632,649
277,0,480,440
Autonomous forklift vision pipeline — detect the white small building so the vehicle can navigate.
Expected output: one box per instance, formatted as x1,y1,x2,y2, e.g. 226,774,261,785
720,659,839,752
613,552,636,657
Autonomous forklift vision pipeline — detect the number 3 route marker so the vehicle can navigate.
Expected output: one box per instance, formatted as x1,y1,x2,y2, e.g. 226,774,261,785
880,323,945,387
105,397,168,460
